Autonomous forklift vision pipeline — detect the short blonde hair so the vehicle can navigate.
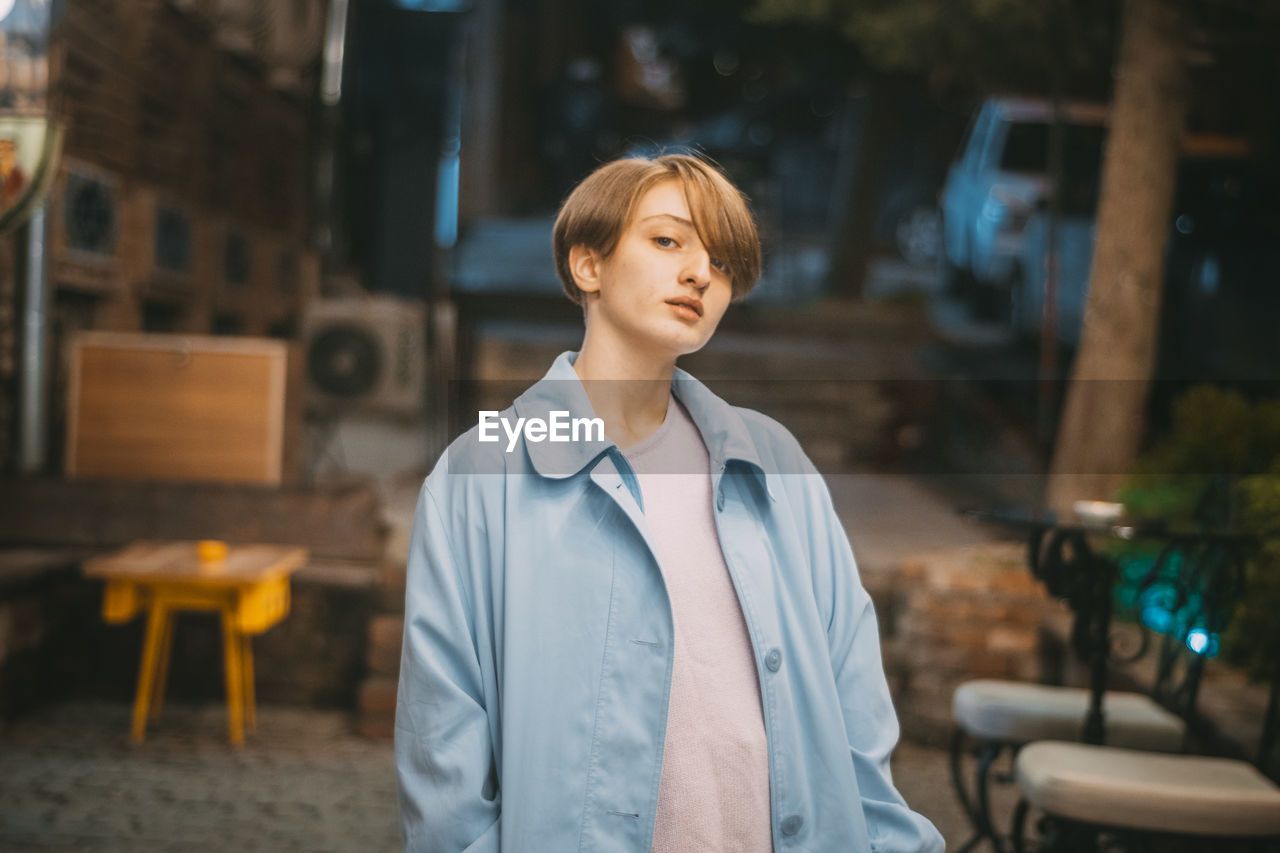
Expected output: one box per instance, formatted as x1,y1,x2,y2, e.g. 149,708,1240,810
552,153,762,307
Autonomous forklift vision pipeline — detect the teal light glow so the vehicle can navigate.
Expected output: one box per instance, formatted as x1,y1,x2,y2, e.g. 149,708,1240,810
1185,628,1219,658
1140,603,1175,634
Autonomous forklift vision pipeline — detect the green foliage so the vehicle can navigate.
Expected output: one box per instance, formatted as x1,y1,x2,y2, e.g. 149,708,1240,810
1116,385,1280,680
747,0,1115,95
1241,462,1280,533
1117,386,1280,524
1230,466,1280,678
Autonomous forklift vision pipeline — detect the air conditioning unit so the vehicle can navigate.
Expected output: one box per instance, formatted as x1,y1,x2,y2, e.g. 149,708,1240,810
50,159,122,293
301,297,426,415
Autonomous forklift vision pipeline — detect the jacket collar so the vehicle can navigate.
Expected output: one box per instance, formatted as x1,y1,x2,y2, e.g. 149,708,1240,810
513,350,776,500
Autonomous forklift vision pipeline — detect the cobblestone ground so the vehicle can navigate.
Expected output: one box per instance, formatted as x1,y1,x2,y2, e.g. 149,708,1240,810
0,701,1004,851
0,702,401,853
891,737,1023,850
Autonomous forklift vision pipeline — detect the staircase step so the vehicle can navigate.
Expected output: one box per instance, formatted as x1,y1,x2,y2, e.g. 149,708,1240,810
464,305,931,477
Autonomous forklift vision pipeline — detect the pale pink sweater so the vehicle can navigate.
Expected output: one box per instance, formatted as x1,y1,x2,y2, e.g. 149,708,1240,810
621,394,774,853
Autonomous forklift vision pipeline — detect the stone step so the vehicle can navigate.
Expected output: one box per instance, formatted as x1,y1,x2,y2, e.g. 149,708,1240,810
466,390,882,430
467,362,907,415
467,375,903,410
0,477,387,562
683,344,919,381
473,337,922,384
464,341,920,475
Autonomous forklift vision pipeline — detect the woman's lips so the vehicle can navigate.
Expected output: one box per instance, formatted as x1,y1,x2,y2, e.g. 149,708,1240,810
665,297,703,320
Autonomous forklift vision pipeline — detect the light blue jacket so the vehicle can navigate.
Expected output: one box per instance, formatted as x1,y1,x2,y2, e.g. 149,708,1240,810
396,350,943,853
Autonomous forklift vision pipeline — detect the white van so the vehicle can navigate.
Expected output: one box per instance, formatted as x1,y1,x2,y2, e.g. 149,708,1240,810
938,97,1108,315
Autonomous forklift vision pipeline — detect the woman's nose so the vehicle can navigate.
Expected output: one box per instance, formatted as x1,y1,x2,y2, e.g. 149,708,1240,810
682,249,712,288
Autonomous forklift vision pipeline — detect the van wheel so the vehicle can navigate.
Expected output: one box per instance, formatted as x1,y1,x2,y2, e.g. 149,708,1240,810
895,205,941,268
1006,270,1051,350
1005,266,1029,335
937,252,974,300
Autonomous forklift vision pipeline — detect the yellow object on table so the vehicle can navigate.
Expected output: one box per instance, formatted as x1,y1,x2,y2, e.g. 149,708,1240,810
196,539,229,564
83,540,308,746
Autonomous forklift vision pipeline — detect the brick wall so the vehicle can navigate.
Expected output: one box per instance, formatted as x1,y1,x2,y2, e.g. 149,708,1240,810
0,557,89,724
885,542,1065,744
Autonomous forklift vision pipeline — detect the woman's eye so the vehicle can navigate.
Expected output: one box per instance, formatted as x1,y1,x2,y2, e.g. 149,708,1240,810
654,236,676,248
710,257,728,272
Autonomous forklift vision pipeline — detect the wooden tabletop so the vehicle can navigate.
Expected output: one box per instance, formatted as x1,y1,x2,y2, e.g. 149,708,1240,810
83,541,309,585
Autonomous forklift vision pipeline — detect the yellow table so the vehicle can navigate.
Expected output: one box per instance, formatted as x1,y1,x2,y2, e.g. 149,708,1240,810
83,540,309,746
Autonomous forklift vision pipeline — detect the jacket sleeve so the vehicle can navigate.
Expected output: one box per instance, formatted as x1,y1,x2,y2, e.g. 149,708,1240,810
396,481,500,853
803,465,945,853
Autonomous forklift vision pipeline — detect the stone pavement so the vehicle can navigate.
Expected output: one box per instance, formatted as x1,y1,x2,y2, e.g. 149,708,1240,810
0,699,1000,851
823,472,994,577
0,703,401,853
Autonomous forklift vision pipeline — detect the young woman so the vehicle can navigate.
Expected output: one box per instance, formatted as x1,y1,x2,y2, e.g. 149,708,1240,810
396,154,942,852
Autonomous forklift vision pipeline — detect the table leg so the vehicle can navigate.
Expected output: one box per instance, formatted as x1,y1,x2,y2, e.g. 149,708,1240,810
220,606,245,747
241,634,256,734
149,610,175,722
131,603,168,743
1083,555,1115,746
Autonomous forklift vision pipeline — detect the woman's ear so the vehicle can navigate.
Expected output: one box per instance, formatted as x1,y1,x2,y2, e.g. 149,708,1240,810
568,245,603,295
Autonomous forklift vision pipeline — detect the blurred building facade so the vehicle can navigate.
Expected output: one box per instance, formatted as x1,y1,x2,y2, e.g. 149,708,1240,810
0,0,325,475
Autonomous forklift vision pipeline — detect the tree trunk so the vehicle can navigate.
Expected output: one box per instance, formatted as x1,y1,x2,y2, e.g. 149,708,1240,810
827,78,896,299
1045,0,1191,516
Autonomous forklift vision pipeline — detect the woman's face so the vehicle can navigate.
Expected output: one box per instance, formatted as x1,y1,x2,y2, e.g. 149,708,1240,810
576,179,733,361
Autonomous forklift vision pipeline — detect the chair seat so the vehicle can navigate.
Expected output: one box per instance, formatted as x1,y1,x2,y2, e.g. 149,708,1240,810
953,679,1185,751
1016,740,1280,837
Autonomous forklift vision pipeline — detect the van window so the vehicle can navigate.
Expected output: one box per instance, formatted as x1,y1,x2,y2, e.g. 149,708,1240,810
1000,122,1107,178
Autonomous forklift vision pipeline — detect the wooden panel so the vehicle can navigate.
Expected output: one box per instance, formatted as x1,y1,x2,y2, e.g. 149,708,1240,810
66,332,287,484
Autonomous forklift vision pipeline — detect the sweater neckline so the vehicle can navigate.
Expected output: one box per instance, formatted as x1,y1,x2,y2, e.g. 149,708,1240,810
619,392,681,460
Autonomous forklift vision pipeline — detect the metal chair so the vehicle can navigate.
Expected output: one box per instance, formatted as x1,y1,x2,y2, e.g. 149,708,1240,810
1010,653,1280,853
950,526,1247,853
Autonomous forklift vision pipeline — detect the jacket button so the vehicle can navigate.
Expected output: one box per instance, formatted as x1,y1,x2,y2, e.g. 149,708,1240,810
781,814,803,836
765,648,782,672
715,490,725,511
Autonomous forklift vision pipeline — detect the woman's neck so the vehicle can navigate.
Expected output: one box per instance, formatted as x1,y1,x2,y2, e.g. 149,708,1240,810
572,333,674,450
